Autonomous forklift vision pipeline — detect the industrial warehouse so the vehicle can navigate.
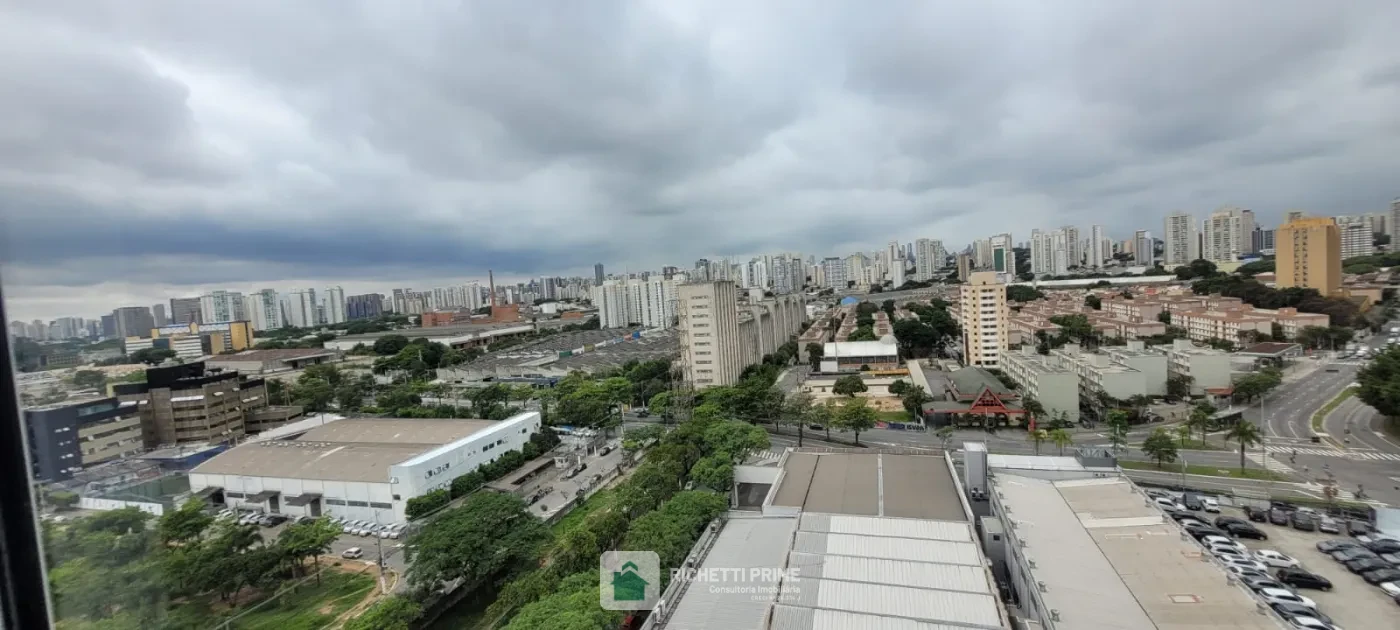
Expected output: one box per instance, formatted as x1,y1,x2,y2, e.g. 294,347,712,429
189,412,541,523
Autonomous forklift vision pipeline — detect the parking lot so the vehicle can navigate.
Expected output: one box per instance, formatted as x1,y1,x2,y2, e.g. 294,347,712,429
1213,504,1400,628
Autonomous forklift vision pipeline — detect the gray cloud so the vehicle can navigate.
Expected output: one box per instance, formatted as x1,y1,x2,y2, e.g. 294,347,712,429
2,0,1400,320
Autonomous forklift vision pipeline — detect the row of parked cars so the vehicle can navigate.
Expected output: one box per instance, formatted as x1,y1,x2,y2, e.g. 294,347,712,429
330,515,407,539
1150,491,1346,629
215,509,297,528
1316,537,1400,603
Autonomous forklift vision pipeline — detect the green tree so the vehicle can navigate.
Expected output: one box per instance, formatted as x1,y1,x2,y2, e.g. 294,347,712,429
1021,395,1046,428
504,572,624,630
1141,428,1179,468
832,374,868,398
1224,420,1262,472
130,348,176,365
71,369,107,390
407,492,549,589
1175,423,1193,447
1027,429,1048,455
781,391,816,446
690,454,735,490
935,425,957,450
277,517,341,584
702,420,770,464
1356,346,1400,419
1105,409,1131,455
372,335,410,355
157,499,213,546
46,490,80,511
835,397,878,445
806,342,825,369
345,596,422,630
1166,374,1193,401
1084,295,1102,310
1049,428,1073,455
289,377,335,412
1006,286,1045,302
899,384,933,423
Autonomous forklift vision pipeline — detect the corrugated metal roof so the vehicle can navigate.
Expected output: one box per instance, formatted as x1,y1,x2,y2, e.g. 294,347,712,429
799,513,972,542
791,532,983,566
662,516,797,630
786,552,991,594
787,578,1003,629
986,454,1087,471
769,606,971,630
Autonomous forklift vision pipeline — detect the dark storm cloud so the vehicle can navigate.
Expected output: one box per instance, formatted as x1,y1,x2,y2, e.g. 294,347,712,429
2,0,1399,320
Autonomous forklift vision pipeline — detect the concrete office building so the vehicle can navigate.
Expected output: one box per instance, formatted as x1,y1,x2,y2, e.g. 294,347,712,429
169,297,202,325
114,362,251,446
322,286,347,325
1276,216,1342,296
1163,339,1232,395
112,306,156,339
1252,227,1276,256
1388,199,1400,244
200,291,245,325
1163,212,1198,265
1203,206,1254,262
594,262,605,285
960,272,1009,368
346,293,384,320
1336,215,1372,260
152,304,168,327
999,346,1079,426
247,289,284,331
591,281,630,329
1049,341,1166,400
679,281,743,389
1133,230,1154,266
989,233,1014,275
25,397,145,481
191,413,540,524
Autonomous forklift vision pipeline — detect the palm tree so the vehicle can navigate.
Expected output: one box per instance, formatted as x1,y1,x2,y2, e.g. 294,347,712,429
1174,423,1192,448
1105,409,1131,455
1049,428,1073,455
1224,421,1262,473
1028,429,1049,455
1188,402,1213,445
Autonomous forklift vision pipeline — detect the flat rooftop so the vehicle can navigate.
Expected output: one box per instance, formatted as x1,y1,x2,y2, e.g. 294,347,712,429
214,349,338,362
295,417,496,446
770,452,966,520
993,475,1281,630
658,512,1002,630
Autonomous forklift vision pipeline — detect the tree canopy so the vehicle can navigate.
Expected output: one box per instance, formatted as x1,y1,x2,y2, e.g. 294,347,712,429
1357,346,1400,419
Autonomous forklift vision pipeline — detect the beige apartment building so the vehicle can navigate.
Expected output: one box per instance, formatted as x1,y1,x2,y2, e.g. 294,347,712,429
960,272,1009,368
679,280,743,389
1276,217,1342,296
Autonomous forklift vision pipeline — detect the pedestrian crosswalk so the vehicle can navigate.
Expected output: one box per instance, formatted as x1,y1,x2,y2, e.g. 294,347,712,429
1264,445,1400,462
749,450,784,462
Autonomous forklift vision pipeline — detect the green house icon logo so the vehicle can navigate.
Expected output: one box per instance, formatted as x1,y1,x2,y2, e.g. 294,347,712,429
612,561,649,601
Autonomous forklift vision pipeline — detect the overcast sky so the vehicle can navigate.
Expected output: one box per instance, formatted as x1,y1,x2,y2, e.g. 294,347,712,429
3,1,1399,321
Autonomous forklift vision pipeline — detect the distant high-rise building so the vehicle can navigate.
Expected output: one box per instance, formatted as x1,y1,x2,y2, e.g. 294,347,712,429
151,304,168,327
346,294,384,320
282,290,319,328
679,281,742,389
1285,210,1307,224
1277,217,1341,296
956,253,973,281
1335,216,1372,260
169,297,202,325
1387,199,1400,244
322,286,346,325
1060,226,1081,268
972,239,993,269
1203,207,1254,262
913,239,946,282
199,291,245,324
1088,225,1106,269
1252,227,1276,256
594,263,605,285
100,314,117,339
591,281,630,329
112,306,155,338
1029,230,1052,276
248,289,284,331
9,321,26,339
989,233,1014,275
1134,230,1154,266
1163,213,1198,265
53,317,82,340
821,257,847,288
960,272,1008,368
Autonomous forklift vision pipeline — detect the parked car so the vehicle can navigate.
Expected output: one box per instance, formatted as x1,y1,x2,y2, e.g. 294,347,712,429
1154,497,1186,511
1344,557,1391,574
341,547,363,559
1276,569,1333,591
1257,588,1317,609
1270,509,1292,526
1223,522,1268,540
1214,515,1248,529
1145,488,1170,499
1347,520,1373,537
1317,516,1341,534
1362,568,1400,585
1242,576,1293,593
1165,509,1197,522
1184,524,1226,540
598,445,613,456
1201,535,1247,551
1292,512,1318,532
1243,506,1268,522
1379,581,1400,598
1202,497,1220,513
1365,539,1400,555
1182,493,1204,511
1272,604,1333,626
1210,545,1249,559
1317,539,1362,553
1222,557,1270,573
1226,566,1273,581
1331,548,1379,563
1255,550,1301,569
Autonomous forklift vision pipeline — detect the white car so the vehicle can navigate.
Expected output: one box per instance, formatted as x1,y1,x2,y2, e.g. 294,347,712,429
1287,616,1340,630
1222,557,1270,573
1202,497,1220,513
1259,588,1317,609
1379,581,1400,598
1154,497,1186,511
1210,545,1248,558
1254,550,1300,569
1201,535,1246,552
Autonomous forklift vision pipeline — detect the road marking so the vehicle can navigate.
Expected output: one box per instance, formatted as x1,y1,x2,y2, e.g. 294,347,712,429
1264,445,1400,462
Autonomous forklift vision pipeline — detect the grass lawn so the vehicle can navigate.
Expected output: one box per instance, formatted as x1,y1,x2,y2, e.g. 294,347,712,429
1311,388,1356,432
1118,459,1290,481
876,410,916,424
175,569,376,630
550,488,614,534
1173,438,1224,451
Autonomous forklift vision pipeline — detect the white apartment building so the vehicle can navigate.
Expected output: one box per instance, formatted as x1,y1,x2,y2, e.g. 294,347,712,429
1336,215,1372,259
1088,225,1105,269
1171,309,1272,344
624,278,678,329
248,289,284,331
989,233,1014,275
322,286,346,325
1203,207,1255,262
821,257,846,288
960,272,1009,368
1000,346,1079,425
200,290,245,324
591,281,630,329
1389,199,1400,242
1050,229,1071,275
1163,339,1232,395
1049,341,1165,401
844,253,868,288
1029,229,1052,276
679,281,743,389
1134,230,1154,266
1060,226,1081,268
913,239,947,281
1163,212,1198,265
281,290,319,328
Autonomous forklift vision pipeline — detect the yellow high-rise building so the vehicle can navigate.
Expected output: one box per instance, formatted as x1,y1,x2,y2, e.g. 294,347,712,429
960,272,1009,368
1275,217,1341,296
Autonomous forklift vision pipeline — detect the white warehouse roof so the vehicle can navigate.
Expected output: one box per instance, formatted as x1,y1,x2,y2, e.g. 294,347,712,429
823,338,898,358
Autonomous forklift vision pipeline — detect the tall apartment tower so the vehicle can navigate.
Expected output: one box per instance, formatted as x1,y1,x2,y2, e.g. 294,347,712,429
679,281,742,390
1335,216,1372,259
1276,217,1341,296
1029,229,1052,276
1203,207,1254,262
960,272,1009,368
169,297,203,325
1134,230,1154,266
322,286,347,325
1388,200,1400,244
594,263,605,285
248,289,284,331
199,291,245,324
989,233,1014,275
590,281,630,328
1088,225,1105,269
1060,226,1081,268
